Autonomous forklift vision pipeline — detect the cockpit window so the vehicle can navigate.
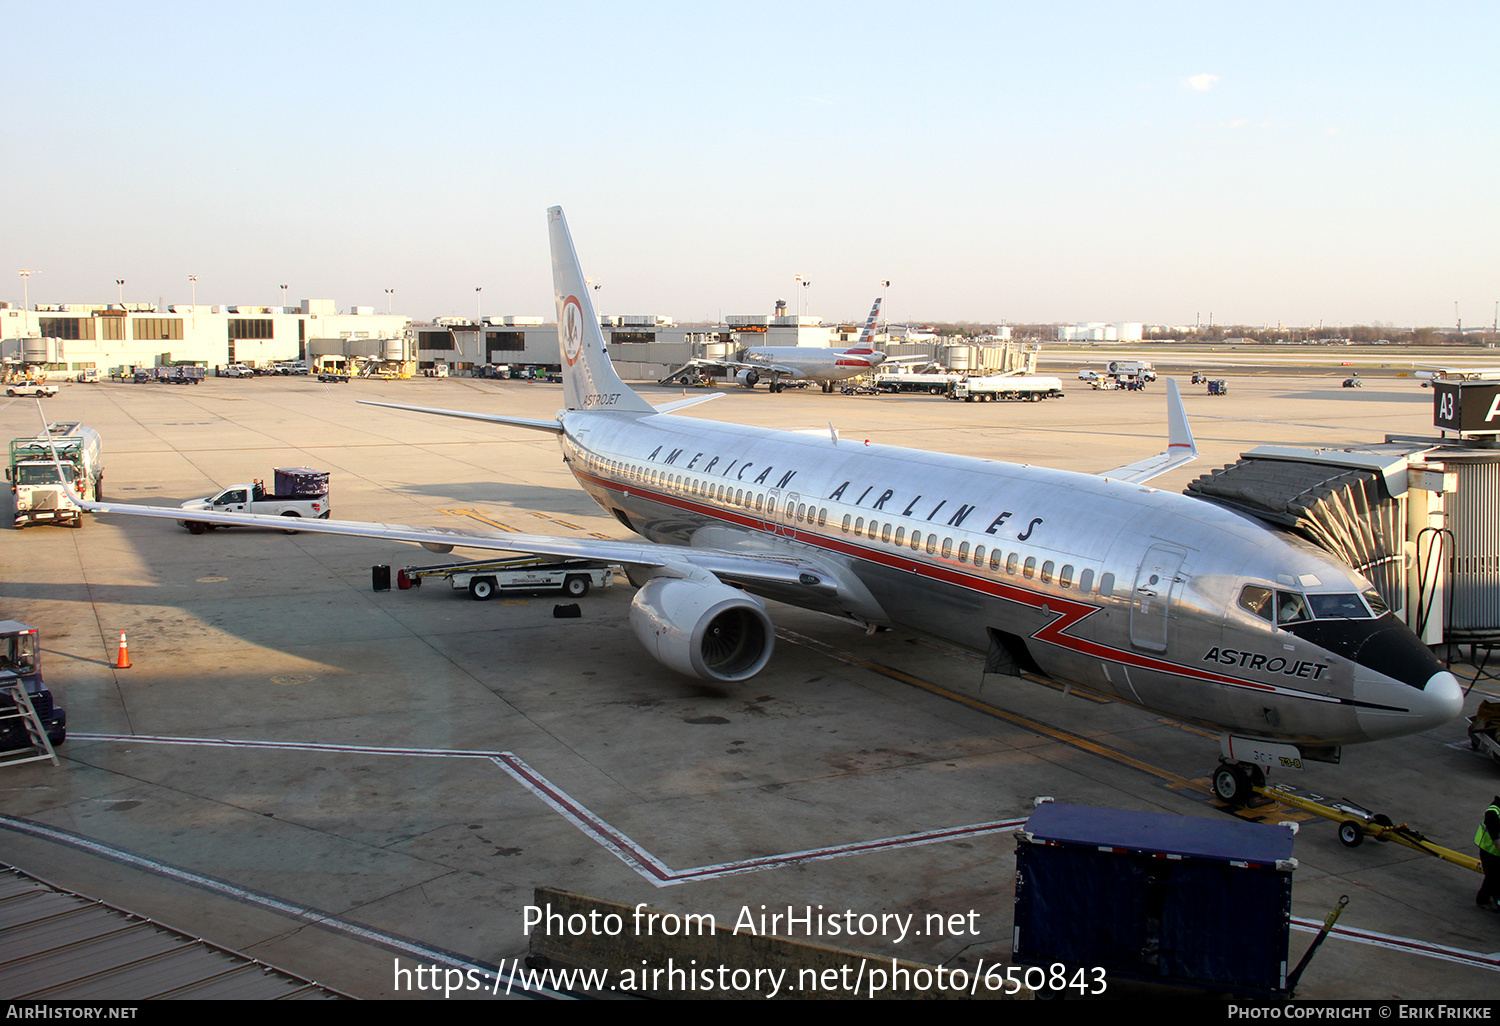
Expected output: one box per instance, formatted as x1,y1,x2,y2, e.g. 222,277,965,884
1275,591,1311,625
1243,584,1380,624
1308,593,1372,619
1238,586,1273,622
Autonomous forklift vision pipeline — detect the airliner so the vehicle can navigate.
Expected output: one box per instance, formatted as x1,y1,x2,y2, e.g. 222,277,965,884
75,207,1464,804
661,299,916,393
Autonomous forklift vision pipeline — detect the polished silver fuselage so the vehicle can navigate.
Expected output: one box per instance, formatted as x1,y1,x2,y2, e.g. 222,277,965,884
559,408,1459,747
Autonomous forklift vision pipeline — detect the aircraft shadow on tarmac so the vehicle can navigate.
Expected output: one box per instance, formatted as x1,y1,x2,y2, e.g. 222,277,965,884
1275,389,1430,404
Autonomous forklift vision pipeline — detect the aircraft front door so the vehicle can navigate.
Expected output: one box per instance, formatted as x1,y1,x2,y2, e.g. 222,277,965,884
1130,544,1186,653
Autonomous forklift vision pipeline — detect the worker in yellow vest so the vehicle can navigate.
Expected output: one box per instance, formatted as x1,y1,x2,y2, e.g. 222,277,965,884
1478,796,1500,912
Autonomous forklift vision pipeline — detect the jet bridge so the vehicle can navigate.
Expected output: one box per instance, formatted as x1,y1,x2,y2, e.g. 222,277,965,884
1184,443,1500,647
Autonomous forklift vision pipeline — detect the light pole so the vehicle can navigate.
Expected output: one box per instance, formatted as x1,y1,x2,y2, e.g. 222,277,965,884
880,279,890,332
116,278,125,305
475,287,482,322
801,279,812,320
281,284,289,311
188,274,198,329
18,270,31,336
385,288,394,315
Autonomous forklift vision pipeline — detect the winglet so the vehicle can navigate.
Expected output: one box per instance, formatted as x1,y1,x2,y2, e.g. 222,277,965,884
1097,378,1199,485
547,207,654,414
1166,377,1197,460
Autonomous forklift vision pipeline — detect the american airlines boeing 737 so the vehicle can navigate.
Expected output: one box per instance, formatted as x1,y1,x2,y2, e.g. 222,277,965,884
75,207,1463,803
661,297,925,393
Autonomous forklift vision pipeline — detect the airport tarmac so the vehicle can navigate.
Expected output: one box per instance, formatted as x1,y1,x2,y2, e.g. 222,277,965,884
2,370,1498,1001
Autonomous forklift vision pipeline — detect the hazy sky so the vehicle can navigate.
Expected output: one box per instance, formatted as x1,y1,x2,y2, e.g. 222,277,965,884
4,1,1496,328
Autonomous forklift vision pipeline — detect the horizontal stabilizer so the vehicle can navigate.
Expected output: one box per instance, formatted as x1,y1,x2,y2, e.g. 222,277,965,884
652,393,725,414
357,400,563,433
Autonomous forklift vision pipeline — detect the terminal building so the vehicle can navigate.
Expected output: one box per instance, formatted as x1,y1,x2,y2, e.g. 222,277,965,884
6,294,1030,383
409,308,858,380
1,301,410,376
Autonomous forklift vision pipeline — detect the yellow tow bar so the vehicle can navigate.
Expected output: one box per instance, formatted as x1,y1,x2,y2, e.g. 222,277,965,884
1255,781,1480,873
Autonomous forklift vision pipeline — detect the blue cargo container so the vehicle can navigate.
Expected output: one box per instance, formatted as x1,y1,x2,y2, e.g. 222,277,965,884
1013,803,1296,997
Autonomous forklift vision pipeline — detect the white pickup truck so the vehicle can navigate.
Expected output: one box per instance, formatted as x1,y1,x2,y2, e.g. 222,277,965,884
5,381,58,398
179,467,330,534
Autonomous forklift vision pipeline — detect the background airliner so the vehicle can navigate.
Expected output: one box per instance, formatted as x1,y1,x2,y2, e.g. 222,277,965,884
661,299,925,393
74,207,1463,805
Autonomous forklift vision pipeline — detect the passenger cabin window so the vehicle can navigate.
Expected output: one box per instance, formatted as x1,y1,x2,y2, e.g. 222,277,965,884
842,514,851,533
1059,564,1073,588
1041,560,1054,583
1099,572,1115,597
1006,553,1019,575
1023,557,1036,578
1078,569,1094,593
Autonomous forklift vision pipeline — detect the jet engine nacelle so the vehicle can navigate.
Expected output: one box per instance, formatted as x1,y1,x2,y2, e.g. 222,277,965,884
629,574,774,682
736,368,759,388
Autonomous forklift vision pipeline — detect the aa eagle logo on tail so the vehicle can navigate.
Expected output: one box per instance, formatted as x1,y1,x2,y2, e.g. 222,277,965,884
562,296,584,365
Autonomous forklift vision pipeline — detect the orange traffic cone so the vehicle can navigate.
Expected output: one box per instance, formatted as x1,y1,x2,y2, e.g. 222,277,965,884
116,631,131,669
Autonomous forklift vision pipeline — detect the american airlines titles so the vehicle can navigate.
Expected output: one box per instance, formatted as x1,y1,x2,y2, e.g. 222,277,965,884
642,445,1044,542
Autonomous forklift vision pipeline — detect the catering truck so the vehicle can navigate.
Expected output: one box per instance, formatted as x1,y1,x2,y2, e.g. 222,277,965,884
6,422,104,528
179,467,330,534
1106,360,1157,382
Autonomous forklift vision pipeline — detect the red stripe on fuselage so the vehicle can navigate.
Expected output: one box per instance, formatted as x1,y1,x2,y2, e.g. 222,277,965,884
571,463,1329,703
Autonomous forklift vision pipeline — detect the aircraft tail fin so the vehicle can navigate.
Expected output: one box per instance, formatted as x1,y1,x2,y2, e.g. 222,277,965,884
548,207,655,414
847,297,883,352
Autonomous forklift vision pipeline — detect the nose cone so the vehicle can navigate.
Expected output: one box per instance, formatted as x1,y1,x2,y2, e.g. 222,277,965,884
1355,668,1465,741
1418,670,1465,729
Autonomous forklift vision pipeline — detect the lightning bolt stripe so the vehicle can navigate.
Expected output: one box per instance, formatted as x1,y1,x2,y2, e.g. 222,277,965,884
571,460,1384,711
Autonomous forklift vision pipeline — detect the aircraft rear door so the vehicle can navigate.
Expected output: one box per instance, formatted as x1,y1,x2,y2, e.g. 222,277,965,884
1130,544,1187,653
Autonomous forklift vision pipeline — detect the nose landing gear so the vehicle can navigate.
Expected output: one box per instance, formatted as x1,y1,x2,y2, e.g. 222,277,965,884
1212,760,1268,807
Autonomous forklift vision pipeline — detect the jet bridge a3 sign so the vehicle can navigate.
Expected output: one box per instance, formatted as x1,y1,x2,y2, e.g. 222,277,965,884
1433,382,1500,435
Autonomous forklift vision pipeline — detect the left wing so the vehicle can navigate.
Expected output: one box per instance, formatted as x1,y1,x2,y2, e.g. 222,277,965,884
77,496,843,597
1096,378,1198,485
